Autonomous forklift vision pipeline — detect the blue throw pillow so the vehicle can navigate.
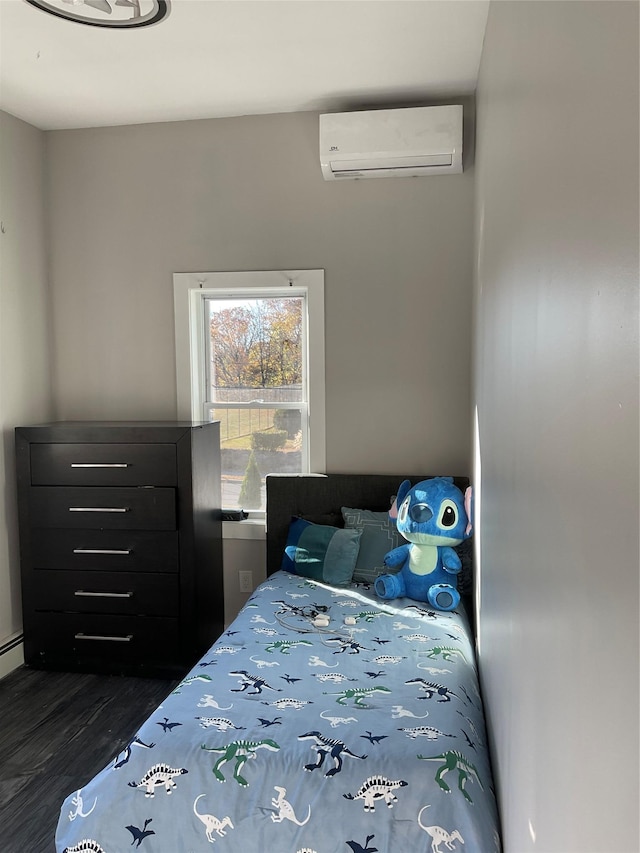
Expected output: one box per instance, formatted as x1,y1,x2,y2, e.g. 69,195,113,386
281,516,361,586
341,506,402,584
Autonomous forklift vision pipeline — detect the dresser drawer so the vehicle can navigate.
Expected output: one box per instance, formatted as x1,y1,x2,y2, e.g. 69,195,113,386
31,529,179,572
32,570,179,616
27,613,181,665
30,443,177,486
29,487,176,530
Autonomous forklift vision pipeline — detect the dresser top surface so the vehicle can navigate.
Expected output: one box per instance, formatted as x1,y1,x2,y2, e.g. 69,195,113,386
15,421,217,443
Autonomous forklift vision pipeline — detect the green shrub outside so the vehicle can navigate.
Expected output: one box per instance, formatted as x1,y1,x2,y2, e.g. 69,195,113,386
238,451,262,509
251,429,287,451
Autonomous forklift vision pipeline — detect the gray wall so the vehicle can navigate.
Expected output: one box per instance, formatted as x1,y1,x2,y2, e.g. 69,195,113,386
0,111,53,668
45,107,475,477
473,2,639,851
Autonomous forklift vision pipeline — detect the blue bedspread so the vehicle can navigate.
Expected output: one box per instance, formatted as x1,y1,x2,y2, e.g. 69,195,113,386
56,571,501,852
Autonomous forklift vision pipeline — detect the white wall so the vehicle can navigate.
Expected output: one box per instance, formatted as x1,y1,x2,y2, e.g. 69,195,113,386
473,2,639,851
45,107,476,478
0,111,53,673
222,529,267,626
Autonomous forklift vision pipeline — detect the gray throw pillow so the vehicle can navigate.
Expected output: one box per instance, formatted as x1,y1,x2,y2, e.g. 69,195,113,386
341,506,402,584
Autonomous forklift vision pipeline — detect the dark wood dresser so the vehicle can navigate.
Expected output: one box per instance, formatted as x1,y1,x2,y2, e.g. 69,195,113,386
15,421,223,678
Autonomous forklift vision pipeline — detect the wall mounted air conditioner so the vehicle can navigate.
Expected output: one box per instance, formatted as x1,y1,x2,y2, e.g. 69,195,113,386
319,105,463,180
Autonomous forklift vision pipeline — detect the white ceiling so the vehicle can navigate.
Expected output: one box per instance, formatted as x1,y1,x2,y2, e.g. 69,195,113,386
0,0,490,131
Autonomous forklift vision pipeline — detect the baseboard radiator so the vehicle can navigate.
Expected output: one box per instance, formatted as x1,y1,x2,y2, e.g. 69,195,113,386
1,632,23,656
0,632,24,678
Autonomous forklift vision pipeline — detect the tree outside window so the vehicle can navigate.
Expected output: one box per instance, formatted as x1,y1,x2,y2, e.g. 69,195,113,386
206,296,305,512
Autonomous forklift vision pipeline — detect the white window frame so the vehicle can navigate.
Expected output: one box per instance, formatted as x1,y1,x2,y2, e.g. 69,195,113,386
173,270,326,513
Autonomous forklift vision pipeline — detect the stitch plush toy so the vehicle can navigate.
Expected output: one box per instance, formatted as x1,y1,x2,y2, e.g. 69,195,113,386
374,477,472,611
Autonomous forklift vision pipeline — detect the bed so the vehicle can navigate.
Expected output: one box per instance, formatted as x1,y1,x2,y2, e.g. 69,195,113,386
55,473,501,853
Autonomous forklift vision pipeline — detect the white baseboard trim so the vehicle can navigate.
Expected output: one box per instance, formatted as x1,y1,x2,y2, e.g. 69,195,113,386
0,633,24,680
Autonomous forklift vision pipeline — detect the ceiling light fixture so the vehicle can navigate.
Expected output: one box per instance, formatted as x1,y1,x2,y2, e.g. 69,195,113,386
24,0,170,29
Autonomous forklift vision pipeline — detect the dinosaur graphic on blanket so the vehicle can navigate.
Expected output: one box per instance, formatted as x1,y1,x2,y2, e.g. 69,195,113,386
67,788,97,821
228,670,282,695
324,636,371,655
128,763,188,797
270,786,311,825
62,841,108,853
405,678,459,703
324,686,391,707
125,818,155,847
193,795,234,843
298,731,367,776
263,639,313,654
418,749,483,803
343,775,408,812
171,674,213,694
352,610,387,623
423,645,468,664
417,806,465,853
202,738,280,786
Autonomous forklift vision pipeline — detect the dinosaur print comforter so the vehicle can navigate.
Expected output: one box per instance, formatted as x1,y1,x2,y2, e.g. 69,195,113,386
55,571,501,853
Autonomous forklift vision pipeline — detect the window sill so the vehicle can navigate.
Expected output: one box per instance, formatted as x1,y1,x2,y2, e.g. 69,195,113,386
222,519,266,540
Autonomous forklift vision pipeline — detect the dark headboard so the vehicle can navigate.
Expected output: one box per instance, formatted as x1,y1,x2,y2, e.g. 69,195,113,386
265,473,470,577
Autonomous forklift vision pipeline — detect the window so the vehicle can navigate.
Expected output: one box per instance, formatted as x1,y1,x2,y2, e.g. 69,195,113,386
174,270,325,514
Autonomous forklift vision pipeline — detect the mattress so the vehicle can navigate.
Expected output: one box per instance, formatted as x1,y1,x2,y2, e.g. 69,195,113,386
56,570,501,852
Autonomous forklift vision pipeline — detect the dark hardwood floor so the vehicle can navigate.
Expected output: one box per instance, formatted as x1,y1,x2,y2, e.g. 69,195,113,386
0,665,177,853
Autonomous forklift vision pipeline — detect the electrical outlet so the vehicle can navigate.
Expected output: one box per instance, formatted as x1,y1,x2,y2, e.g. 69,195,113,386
239,570,253,593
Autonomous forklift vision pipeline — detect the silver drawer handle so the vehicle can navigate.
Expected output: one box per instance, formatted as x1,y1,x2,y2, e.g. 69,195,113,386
74,590,134,599
71,463,130,468
75,632,133,642
69,507,130,513
73,548,132,555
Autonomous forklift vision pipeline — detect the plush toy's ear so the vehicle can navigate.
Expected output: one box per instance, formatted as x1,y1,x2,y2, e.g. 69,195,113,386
464,486,473,536
395,480,412,510
389,496,398,520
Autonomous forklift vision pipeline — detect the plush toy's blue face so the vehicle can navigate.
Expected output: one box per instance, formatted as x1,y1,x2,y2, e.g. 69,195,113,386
395,477,470,546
